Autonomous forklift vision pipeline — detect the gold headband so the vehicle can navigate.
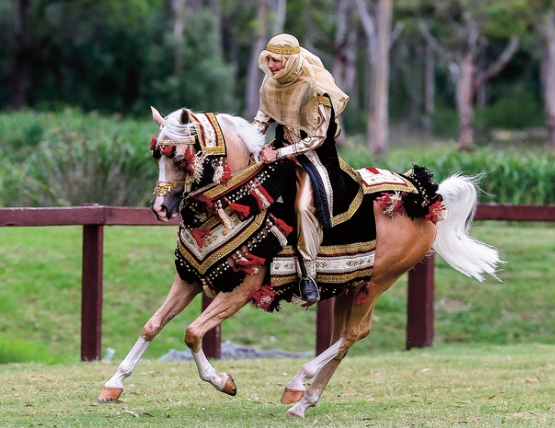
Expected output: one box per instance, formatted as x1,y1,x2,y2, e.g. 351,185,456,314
266,44,300,55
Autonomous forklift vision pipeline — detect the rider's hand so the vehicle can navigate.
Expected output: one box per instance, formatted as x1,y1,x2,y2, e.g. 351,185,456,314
260,148,278,164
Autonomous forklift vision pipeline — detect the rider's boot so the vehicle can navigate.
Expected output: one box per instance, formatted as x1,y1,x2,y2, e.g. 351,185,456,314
297,258,320,303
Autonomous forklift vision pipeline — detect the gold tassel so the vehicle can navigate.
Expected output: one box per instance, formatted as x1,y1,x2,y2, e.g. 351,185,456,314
213,164,224,184
203,285,217,299
270,225,288,246
218,207,234,229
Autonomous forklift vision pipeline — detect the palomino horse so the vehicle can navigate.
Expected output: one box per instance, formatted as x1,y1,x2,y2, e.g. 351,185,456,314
98,107,501,418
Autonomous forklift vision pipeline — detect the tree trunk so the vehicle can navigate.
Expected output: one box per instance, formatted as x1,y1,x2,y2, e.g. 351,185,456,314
333,0,358,96
369,0,392,157
172,0,186,76
457,52,475,149
540,12,555,149
9,0,31,110
423,42,435,137
409,43,424,132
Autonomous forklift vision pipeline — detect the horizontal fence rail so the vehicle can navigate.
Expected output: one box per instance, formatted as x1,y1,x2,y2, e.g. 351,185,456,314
1,204,555,360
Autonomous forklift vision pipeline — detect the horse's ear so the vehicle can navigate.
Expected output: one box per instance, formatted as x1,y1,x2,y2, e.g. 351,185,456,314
151,106,165,126
180,108,190,124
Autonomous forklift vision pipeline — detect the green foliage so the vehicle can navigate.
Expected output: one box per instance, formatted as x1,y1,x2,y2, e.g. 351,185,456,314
0,110,157,207
0,338,53,364
138,11,236,116
475,90,544,131
342,142,555,204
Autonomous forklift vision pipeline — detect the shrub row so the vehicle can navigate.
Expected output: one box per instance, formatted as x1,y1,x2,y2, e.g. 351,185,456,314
1,110,554,206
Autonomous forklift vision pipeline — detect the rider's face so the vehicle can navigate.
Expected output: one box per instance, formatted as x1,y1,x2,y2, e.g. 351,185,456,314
268,56,284,75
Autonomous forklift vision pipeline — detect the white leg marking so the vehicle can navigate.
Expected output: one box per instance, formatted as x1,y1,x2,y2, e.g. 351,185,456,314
192,350,227,391
104,336,150,389
287,391,319,418
286,339,343,392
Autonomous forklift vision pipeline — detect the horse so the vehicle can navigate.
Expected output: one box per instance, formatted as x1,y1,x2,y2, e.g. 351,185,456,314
97,106,502,418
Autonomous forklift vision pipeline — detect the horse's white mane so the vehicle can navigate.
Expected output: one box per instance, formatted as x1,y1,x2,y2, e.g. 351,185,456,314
159,109,266,161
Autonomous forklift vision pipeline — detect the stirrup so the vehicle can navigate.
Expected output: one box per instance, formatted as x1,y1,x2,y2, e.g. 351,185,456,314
298,276,320,303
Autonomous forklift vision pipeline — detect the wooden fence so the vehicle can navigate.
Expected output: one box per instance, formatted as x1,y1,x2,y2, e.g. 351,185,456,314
1,203,555,361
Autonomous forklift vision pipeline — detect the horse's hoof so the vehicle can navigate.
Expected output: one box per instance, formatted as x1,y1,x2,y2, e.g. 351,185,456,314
97,387,123,403
219,373,237,396
285,408,305,418
280,388,305,404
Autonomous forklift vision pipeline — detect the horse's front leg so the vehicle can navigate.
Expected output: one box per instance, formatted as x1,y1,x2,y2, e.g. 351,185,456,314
184,268,266,396
98,275,202,402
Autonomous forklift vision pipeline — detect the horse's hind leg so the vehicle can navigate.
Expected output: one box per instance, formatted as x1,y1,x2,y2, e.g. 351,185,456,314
284,204,437,417
98,274,202,402
280,291,353,405
284,287,379,418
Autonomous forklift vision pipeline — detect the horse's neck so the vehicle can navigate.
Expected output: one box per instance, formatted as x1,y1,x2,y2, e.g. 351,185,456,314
220,126,252,174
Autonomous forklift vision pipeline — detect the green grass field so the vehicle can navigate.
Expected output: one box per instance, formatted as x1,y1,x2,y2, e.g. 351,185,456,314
1,344,554,427
1,220,554,364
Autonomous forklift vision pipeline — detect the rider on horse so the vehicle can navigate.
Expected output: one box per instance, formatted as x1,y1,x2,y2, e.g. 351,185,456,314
254,33,350,303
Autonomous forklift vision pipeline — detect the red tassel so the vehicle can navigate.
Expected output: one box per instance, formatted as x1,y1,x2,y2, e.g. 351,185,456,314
252,191,265,210
220,165,232,186
376,193,392,211
161,145,175,157
149,137,157,151
235,253,266,275
229,202,250,219
354,283,370,305
176,146,196,175
425,199,446,224
274,217,293,236
368,167,379,174
250,285,275,311
256,185,274,204
191,194,214,211
191,227,211,249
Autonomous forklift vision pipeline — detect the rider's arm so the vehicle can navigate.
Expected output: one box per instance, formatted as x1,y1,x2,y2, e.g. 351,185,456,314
276,103,331,160
253,110,273,135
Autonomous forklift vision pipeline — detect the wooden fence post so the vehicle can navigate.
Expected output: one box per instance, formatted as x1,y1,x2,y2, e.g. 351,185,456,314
406,254,435,349
81,224,104,361
316,298,334,355
201,294,222,359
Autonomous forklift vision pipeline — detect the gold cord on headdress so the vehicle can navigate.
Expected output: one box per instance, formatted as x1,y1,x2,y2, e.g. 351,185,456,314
266,44,301,56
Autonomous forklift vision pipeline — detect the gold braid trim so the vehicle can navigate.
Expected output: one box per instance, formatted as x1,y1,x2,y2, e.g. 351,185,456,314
267,45,301,55
153,181,179,196
331,157,364,227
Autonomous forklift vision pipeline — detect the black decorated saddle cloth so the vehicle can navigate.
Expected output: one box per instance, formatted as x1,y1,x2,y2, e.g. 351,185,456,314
174,158,442,312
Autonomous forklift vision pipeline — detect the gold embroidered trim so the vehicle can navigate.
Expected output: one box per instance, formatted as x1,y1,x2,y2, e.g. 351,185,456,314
318,96,331,107
158,137,196,146
153,181,179,196
359,168,418,195
191,113,227,156
203,161,264,199
317,240,376,255
331,157,364,227
362,181,417,194
177,211,267,274
267,45,301,55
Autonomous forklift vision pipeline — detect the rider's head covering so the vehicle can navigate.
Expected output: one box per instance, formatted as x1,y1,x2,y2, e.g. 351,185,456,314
258,33,349,135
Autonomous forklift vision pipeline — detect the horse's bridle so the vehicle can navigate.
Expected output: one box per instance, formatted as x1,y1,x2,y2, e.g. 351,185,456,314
151,136,196,197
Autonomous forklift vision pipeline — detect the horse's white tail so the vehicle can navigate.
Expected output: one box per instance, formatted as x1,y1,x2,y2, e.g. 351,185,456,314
433,174,503,282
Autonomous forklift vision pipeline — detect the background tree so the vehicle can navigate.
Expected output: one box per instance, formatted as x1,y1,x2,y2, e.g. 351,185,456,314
419,0,528,149
530,1,555,149
356,0,396,157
